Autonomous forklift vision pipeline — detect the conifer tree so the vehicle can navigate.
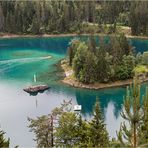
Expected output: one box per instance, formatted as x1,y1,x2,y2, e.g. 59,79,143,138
89,98,109,147
140,87,148,146
76,115,89,147
0,129,9,147
117,78,143,147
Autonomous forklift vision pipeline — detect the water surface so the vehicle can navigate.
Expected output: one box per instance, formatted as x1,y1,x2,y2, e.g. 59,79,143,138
0,36,148,147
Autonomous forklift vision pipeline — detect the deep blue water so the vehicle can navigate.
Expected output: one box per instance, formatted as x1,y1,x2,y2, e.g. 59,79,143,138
0,36,148,147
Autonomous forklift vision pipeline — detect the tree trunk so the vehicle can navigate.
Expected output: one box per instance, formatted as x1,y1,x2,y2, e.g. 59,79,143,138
133,123,137,148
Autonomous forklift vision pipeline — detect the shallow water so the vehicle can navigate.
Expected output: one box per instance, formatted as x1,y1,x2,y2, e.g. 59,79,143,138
0,36,148,147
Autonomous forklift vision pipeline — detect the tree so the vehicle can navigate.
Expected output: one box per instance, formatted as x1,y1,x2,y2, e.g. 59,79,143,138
118,33,132,55
115,55,135,80
95,45,110,82
28,115,53,147
139,88,148,146
28,99,73,147
72,41,97,83
117,78,143,147
79,50,96,83
0,4,4,32
68,38,80,66
88,34,96,53
89,98,109,147
76,116,90,147
72,42,88,80
110,34,131,66
55,112,78,146
129,1,148,35
0,129,9,147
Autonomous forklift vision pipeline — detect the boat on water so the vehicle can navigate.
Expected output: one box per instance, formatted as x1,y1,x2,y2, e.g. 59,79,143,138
23,85,50,95
23,74,50,95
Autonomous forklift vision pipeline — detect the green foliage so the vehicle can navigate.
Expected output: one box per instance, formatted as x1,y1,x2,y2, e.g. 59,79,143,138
28,115,53,147
0,0,97,34
109,34,132,65
129,1,148,35
68,38,80,66
28,99,110,147
95,46,111,82
0,1,147,35
140,88,148,146
70,34,138,83
72,42,97,83
76,116,90,147
89,99,109,147
115,55,135,80
28,99,73,147
0,129,9,147
117,78,146,147
133,65,148,75
55,112,78,146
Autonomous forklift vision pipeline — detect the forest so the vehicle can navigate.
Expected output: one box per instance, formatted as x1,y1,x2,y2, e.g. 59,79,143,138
0,0,148,35
67,34,148,84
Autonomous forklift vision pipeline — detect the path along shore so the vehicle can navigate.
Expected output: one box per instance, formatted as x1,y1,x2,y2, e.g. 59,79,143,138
0,33,148,40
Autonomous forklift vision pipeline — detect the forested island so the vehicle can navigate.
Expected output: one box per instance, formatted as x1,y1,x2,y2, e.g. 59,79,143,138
0,0,148,147
61,34,148,89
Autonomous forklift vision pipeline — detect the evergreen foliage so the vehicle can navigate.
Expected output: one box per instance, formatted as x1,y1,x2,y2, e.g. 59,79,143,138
69,34,138,83
0,1,147,35
117,78,148,147
55,112,78,146
89,99,109,147
0,129,9,147
140,88,148,146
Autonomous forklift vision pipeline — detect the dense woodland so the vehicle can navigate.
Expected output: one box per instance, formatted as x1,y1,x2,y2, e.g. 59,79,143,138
67,34,148,83
0,0,148,35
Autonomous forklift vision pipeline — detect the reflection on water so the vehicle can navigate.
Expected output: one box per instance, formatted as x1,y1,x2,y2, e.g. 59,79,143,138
105,102,123,138
0,37,148,147
0,82,125,146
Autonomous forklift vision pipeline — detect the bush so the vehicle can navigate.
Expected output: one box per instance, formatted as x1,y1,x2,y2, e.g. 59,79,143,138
133,65,148,75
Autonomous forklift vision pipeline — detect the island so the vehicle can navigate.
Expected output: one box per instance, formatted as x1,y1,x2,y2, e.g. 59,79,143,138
60,34,148,90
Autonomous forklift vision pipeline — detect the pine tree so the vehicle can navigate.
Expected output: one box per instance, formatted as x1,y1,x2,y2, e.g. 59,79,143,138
117,78,143,147
89,98,109,147
55,112,78,147
0,4,4,32
0,129,9,147
139,87,148,146
76,115,89,147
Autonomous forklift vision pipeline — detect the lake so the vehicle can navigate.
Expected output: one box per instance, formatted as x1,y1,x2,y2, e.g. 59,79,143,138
0,36,148,147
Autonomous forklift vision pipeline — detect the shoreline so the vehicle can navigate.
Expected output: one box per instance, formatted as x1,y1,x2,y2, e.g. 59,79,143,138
62,77,148,90
60,60,148,90
0,33,148,40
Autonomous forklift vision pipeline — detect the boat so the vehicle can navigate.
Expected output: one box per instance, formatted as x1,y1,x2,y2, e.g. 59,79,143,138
23,85,50,94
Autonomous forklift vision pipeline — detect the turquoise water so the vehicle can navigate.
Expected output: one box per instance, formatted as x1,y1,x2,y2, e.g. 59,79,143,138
0,36,148,147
